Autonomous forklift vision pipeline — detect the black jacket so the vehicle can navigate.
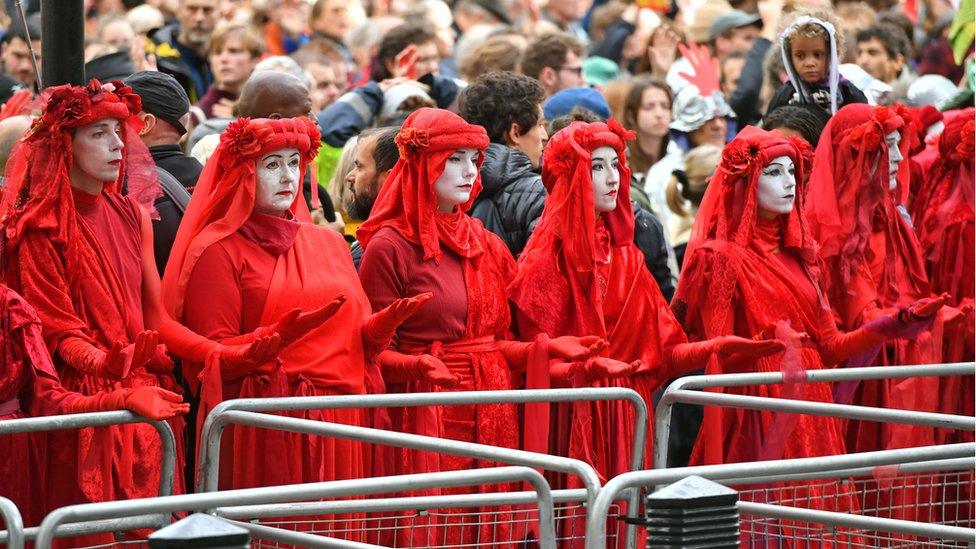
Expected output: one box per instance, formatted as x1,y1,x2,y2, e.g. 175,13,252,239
150,144,203,192
469,143,547,258
729,37,772,127
766,80,869,118
632,201,676,302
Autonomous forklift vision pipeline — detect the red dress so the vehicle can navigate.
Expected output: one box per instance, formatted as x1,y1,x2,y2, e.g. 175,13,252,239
183,213,371,492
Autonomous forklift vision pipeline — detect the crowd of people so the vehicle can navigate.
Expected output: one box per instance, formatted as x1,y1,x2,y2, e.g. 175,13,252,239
0,0,972,544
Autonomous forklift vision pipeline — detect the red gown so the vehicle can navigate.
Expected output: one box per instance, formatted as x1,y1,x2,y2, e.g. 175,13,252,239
4,190,184,510
183,213,371,493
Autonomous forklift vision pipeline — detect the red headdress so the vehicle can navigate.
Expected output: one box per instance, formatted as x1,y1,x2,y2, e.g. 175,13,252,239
912,108,975,307
0,79,160,268
509,119,637,337
162,116,320,318
805,103,929,310
676,126,815,337
356,107,490,261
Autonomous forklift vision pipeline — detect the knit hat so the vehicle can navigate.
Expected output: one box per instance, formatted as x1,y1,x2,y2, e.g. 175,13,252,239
543,87,612,121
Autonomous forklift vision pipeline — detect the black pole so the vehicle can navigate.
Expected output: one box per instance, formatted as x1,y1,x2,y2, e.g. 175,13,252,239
40,0,84,88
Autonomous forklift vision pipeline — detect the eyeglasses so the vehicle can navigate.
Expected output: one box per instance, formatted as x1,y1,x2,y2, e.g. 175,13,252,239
558,65,583,76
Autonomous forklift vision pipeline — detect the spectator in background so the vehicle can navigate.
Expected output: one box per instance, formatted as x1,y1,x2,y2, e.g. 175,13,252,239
344,126,400,267
345,16,404,86
541,0,590,43
261,0,311,56
292,44,348,115
622,77,675,186
453,0,513,32
195,24,264,121
856,24,914,101
720,50,747,97
403,0,458,77
520,32,586,97
309,0,364,62
151,0,218,102
664,144,721,269
0,17,40,95
0,114,29,177
371,22,441,81
543,87,612,122
126,3,166,37
724,0,783,126
762,103,829,147
458,71,548,257
458,34,525,83
835,2,877,63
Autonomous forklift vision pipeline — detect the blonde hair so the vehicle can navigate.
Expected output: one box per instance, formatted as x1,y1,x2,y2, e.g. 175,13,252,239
666,144,722,217
330,135,360,216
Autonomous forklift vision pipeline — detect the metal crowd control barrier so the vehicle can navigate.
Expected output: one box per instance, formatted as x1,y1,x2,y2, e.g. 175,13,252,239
0,410,177,546
197,387,647,492
0,497,24,549
584,442,976,549
34,466,556,549
654,362,976,468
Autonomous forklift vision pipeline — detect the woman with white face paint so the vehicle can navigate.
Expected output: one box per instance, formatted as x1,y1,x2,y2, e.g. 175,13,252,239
510,120,783,494
163,118,427,508
806,104,958,464
673,125,946,520
357,108,606,547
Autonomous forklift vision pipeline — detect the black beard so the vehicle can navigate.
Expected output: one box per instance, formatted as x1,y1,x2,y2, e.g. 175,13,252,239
345,177,378,221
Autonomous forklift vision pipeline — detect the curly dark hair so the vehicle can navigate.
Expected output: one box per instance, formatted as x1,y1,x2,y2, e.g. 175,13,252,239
458,71,546,144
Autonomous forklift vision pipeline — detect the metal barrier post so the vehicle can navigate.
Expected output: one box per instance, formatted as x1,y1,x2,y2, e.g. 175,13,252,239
654,362,976,468
584,442,976,549
641,476,740,548
0,497,24,549
148,513,250,548
36,466,556,549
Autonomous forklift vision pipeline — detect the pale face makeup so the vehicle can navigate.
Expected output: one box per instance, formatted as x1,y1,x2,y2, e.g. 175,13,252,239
591,146,621,214
757,155,797,217
434,148,479,212
70,118,125,192
885,130,903,191
254,147,301,216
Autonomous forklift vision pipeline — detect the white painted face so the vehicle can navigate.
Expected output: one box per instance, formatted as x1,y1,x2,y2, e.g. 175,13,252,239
757,155,797,216
885,130,903,191
254,147,301,216
591,146,621,213
433,148,479,212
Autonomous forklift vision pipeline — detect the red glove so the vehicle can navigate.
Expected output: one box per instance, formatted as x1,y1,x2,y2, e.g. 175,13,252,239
57,331,159,380
584,357,642,383
901,293,950,322
271,293,348,346
548,335,608,361
668,336,785,377
362,293,433,350
63,386,190,420
146,344,175,375
375,349,458,388
217,334,282,378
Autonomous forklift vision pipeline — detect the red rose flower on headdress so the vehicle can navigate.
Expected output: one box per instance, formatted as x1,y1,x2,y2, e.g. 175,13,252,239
223,118,274,159
38,85,92,133
720,138,762,177
395,126,430,160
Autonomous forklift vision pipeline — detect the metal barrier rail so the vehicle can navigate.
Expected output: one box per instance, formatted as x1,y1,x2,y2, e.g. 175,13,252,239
0,410,177,496
584,442,976,549
0,497,24,549
737,501,976,543
35,466,557,549
654,362,976,468
227,519,388,548
198,387,647,492
206,410,602,504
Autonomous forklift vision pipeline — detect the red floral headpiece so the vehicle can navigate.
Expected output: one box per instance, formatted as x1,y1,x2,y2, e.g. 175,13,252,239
843,105,906,153
395,126,430,160
27,79,140,141
219,117,321,167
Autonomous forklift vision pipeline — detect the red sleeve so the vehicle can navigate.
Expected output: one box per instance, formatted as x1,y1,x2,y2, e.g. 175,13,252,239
358,231,409,314
182,241,245,341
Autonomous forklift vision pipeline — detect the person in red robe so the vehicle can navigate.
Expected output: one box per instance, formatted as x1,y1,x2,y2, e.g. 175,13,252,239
357,108,605,547
0,283,187,528
162,116,424,503
508,119,785,488
0,80,277,521
672,125,942,467
911,109,975,425
805,103,960,454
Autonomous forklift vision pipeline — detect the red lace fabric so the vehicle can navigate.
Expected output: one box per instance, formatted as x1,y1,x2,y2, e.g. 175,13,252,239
357,108,523,547
510,120,687,483
0,81,175,520
911,108,975,446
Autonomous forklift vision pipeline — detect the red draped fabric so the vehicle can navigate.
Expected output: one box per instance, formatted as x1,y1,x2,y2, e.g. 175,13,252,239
358,108,522,547
911,108,975,442
0,82,179,529
806,104,944,455
509,120,687,488
163,118,372,525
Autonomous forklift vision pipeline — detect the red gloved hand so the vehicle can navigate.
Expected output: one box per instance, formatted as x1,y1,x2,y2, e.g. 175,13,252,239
714,336,786,360
273,293,348,346
218,334,282,375
146,344,175,374
902,293,950,322
99,330,159,379
547,335,608,361
121,386,190,420
375,349,458,388
362,293,433,350
584,357,641,383
63,386,189,420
